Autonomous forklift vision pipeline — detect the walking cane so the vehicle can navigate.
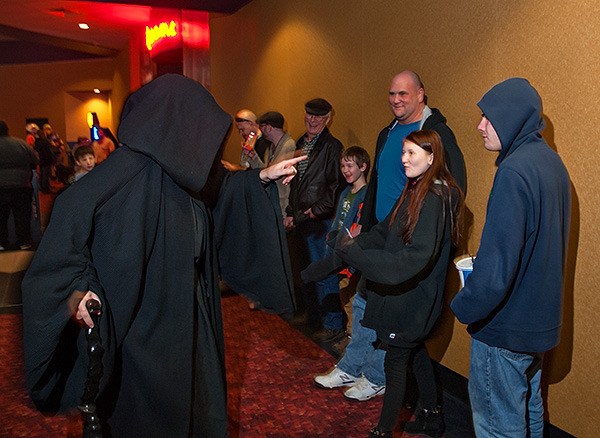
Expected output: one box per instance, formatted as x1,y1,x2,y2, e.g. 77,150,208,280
78,298,104,437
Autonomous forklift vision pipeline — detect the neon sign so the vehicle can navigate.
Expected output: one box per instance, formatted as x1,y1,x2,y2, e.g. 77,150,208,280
146,20,178,50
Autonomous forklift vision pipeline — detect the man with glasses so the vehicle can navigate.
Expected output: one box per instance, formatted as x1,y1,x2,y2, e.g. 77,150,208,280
221,108,271,172
285,98,345,343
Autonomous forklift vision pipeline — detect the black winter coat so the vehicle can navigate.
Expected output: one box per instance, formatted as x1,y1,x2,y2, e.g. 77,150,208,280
302,182,457,347
341,183,456,347
286,127,344,223
34,137,54,166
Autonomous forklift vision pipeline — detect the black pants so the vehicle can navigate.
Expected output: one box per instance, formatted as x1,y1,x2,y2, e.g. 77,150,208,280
287,220,323,322
0,187,33,247
378,343,438,431
39,165,52,193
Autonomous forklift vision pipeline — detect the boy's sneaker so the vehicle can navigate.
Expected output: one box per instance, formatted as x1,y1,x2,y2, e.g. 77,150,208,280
314,366,359,389
344,376,385,401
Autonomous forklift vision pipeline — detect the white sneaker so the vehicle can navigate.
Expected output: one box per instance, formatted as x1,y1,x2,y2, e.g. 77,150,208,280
344,376,385,401
314,366,359,389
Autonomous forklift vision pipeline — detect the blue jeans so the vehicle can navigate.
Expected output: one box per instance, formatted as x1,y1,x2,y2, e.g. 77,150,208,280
337,293,385,385
299,218,342,329
469,338,544,438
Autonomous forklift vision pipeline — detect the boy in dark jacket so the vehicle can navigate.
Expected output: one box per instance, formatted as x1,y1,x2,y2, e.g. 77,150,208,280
451,78,571,437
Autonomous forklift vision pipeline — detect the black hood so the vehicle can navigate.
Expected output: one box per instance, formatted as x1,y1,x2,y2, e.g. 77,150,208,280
477,78,545,165
118,74,232,192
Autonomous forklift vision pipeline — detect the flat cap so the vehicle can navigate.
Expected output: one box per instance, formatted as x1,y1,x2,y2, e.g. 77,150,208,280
257,111,285,129
305,98,332,116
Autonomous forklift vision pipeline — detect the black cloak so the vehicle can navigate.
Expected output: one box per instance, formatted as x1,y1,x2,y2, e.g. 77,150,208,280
21,74,294,437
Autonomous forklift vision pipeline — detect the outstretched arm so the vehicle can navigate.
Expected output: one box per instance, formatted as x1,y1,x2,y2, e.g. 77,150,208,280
259,155,307,186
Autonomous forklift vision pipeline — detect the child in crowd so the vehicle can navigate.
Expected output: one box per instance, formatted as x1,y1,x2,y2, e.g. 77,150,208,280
71,145,96,182
309,148,387,404
307,146,370,344
332,147,370,331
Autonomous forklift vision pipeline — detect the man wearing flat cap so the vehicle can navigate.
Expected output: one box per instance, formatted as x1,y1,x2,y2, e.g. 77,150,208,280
285,98,345,342
254,111,296,216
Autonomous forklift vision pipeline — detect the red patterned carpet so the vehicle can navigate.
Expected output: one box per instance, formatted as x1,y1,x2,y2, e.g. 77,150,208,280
0,293,414,437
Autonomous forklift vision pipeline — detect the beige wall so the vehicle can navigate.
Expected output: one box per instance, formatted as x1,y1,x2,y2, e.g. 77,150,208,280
211,1,599,435
111,45,133,131
64,92,110,141
0,54,130,143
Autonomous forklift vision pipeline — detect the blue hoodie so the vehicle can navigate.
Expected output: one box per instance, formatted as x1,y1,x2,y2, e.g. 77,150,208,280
451,78,571,352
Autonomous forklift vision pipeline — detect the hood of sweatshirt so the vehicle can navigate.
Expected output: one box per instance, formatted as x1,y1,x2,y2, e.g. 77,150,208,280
477,78,545,165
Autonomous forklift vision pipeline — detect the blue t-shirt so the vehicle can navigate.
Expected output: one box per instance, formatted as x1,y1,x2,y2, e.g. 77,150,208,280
376,121,420,222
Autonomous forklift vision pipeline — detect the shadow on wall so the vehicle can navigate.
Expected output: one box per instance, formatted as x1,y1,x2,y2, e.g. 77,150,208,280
541,115,576,386
427,204,475,362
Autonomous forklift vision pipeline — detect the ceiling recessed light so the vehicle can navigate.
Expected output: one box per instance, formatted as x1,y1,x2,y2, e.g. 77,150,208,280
93,89,101,94
79,23,90,30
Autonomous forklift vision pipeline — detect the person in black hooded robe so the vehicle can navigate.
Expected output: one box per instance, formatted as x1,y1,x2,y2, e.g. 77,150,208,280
21,74,303,437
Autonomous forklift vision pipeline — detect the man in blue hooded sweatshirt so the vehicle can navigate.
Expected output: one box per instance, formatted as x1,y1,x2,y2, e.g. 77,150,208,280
451,78,570,437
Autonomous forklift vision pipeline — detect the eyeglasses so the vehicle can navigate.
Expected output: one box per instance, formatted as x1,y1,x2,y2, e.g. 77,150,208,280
235,117,253,123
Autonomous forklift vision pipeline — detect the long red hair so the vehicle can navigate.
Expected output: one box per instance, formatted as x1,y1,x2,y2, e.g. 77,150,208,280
389,130,464,245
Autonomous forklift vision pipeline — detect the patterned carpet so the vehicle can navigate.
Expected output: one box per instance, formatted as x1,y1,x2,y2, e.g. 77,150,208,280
0,293,415,437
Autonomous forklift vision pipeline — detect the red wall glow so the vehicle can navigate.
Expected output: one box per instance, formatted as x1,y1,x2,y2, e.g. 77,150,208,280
182,21,210,49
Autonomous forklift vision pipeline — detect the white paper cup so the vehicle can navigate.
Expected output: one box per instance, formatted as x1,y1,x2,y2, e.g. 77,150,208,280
454,255,475,289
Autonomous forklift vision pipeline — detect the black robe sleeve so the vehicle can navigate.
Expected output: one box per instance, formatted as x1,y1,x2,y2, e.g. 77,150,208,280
21,150,161,411
214,169,295,314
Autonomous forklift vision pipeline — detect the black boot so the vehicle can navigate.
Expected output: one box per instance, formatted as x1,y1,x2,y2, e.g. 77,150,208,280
403,405,445,437
368,426,393,438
